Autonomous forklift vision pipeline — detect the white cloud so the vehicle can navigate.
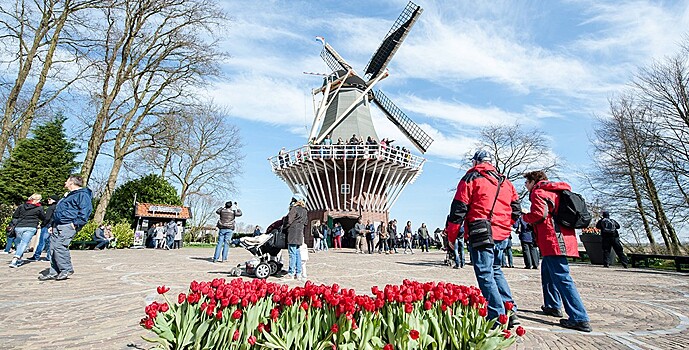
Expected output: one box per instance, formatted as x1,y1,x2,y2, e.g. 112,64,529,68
395,95,523,127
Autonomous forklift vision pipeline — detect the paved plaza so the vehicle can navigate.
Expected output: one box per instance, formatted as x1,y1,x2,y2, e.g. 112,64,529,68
1,247,687,349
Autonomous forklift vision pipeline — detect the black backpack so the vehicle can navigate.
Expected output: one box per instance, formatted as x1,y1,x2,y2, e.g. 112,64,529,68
600,218,616,235
553,190,592,229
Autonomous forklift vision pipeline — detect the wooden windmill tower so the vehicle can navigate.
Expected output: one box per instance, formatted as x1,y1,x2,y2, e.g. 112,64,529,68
269,1,433,238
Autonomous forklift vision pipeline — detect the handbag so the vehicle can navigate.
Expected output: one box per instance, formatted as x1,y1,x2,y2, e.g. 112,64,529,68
468,173,505,249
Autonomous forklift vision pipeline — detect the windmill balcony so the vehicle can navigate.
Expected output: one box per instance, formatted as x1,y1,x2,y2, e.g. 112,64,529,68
269,144,425,171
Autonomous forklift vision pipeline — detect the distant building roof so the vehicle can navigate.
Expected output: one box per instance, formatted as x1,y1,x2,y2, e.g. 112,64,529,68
135,202,192,219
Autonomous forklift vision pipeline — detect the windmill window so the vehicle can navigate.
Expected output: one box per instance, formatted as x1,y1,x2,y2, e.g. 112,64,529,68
340,184,350,194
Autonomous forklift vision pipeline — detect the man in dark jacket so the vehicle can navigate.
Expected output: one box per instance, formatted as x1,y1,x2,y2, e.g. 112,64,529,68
595,211,628,268
515,213,539,269
29,195,59,261
446,150,521,327
39,175,93,281
285,195,307,280
213,201,242,263
523,170,591,332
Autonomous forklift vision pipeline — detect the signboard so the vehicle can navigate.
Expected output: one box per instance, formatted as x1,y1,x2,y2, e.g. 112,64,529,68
149,206,183,214
134,230,145,246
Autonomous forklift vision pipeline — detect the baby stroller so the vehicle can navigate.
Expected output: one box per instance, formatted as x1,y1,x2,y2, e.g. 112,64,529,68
229,218,287,279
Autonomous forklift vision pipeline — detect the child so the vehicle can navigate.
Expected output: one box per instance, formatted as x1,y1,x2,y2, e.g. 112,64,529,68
299,242,309,280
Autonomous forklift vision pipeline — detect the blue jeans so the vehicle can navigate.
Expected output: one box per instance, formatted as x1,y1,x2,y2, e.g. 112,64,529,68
454,238,465,267
4,236,16,253
33,226,51,259
287,244,302,276
470,239,516,320
213,229,233,261
502,238,514,267
321,234,329,251
13,227,37,259
541,255,589,322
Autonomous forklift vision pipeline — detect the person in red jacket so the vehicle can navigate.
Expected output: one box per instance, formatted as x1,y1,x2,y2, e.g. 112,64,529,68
446,150,521,328
522,170,592,333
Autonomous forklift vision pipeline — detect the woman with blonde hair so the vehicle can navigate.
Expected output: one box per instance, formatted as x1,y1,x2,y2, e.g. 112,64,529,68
9,194,45,268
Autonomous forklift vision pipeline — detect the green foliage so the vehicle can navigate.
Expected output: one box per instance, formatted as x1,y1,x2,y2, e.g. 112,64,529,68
112,221,134,248
0,215,12,249
0,116,79,205
105,174,182,225
74,220,99,242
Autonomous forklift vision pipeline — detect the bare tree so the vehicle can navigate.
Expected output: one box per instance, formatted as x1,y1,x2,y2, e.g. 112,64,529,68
0,0,100,156
145,103,244,203
81,0,226,223
473,123,559,183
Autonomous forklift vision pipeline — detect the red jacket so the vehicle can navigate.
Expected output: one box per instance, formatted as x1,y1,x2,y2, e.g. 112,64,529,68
522,181,579,257
446,163,520,243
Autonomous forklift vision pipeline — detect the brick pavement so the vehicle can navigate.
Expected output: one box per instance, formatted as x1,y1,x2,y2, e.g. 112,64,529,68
0,247,687,349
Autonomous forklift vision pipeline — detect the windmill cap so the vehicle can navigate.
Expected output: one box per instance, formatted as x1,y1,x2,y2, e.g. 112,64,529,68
470,150,492,163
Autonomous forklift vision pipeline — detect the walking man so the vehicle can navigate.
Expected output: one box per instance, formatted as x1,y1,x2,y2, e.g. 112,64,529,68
354,218,367,254
446,150,521,327
214,201,242,263
523,170,592,332
596,211,629,268
39,175,92,281
285,195,307,280
418,223,430,252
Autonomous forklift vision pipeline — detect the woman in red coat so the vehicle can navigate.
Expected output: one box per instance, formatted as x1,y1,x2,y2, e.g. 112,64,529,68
522,170,592,333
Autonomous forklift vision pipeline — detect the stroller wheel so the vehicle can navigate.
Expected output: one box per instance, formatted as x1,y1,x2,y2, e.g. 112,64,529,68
268,261,279,275
255,262,271,279
229,267,242,277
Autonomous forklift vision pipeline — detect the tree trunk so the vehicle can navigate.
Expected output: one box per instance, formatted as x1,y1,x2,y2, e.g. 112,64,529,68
93,153,125,223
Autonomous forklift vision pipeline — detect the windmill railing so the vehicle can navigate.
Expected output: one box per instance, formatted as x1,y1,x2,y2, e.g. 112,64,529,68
268,144,425,171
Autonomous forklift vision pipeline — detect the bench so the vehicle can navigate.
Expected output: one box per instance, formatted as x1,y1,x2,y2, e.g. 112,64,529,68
629,253,689,272
70,240,99,250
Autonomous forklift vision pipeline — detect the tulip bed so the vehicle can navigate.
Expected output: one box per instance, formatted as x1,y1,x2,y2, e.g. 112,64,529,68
141,278,524,350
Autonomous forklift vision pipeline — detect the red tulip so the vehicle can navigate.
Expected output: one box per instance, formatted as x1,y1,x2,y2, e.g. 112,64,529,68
232,329,240,341
503,329,511,338
178,293,186,304
404,303,413,313
505,301,514,311
157,285,170,294
409,329,420,340
159,303,169,312
516,326,526,336
248,335,256,345
216,310,223,320
479,307,488,317
424,301,432,310
331,323,339,333
383,344,394,350
232,309,242,320
498,314,508,325
258,323,265,333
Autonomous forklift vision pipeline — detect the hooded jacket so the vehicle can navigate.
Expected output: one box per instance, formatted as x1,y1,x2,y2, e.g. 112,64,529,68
52,187,93,230
12,202,45,228
446,162,521,243
522,181,579,257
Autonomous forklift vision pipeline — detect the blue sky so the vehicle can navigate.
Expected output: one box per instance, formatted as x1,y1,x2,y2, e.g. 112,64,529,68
205,0,689,231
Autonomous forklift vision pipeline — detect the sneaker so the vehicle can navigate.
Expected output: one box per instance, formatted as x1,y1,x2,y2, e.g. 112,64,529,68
508,314,521,329
9,258,20,268
453,266,459,269
56,271,74,281
26,256,38,261
38,274,57,281
541,305,563,318
559,319,592,332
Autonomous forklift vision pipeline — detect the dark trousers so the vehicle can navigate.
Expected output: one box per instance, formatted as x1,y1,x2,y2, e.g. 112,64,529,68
419,237,429,252
366,237,374,254
521,242,539,268
602,236,628,266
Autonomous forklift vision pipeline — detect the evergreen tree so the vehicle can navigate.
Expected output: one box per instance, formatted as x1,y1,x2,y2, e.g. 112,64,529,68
105,174,182,225
0,116,79,205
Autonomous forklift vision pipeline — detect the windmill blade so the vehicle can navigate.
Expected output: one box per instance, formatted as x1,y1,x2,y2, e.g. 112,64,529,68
372,89,433,153
317,37,353,73
364,1,423,81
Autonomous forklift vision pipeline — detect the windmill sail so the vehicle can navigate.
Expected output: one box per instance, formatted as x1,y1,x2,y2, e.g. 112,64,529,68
372,89,433,153
364,1,423,81
320,41,353,73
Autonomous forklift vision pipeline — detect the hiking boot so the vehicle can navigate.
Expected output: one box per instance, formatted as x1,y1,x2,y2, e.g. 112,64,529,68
559,319,592,332
541,306,563,318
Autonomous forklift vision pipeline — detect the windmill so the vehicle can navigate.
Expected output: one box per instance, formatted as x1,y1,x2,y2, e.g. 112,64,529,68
269,1,432,243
